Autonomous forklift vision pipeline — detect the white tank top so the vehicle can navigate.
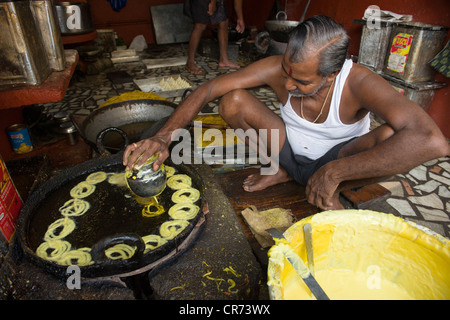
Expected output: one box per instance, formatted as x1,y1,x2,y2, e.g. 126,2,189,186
280,59,370,160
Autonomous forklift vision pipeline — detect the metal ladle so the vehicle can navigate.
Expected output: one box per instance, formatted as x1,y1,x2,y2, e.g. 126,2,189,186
125,155,167,198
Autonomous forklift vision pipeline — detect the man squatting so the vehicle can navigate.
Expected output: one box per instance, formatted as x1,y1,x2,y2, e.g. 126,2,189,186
124,16,449,211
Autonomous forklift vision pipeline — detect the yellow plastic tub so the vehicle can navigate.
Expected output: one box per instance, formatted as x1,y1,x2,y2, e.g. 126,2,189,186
267,210,450,300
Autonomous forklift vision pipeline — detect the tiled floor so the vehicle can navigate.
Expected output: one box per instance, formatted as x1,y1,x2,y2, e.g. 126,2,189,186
37,43,450,239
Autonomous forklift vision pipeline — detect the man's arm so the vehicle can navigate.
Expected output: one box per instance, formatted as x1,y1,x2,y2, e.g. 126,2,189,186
307,68,449,209
123,55,282,170
208,0,217,16
233,0,245,33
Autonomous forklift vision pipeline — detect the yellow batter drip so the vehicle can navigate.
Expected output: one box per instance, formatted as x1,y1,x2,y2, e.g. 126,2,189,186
267,210,450,300
142,202,165,217
165,165,176,178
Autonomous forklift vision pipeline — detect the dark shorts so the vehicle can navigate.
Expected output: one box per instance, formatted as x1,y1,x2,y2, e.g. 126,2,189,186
279,137,356,186
184,0,228,25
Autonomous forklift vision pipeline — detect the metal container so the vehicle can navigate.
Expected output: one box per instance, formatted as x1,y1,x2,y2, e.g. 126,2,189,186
54,1,94,35
382,74,447,112
30,0,66,71
383,22,449,83
7,123,34,154
265,12,299,43
126,155,167,198
0,0,51,87
95,29,116,53
355,19,395,73
58,122,78,145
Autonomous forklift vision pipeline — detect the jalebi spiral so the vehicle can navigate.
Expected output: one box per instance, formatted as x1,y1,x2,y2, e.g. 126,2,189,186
36,240,72,261
59,198,90,217
58,247,93,266
171,187,200,204
85,171,108,184
44,217,76,241
142,234,168,253
167,174,192,190
105,243,137,260
70,181,95,198
168,203,199,220
160,219,190,240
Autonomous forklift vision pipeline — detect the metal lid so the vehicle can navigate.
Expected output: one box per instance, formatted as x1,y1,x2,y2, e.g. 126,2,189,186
59,122,77,133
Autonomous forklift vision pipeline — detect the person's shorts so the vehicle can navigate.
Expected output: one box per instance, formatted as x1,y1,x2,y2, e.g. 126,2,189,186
184,0,228,25
279,137,356,186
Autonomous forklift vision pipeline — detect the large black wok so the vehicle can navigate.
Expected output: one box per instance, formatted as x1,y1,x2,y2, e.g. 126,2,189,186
15,153,206,279
73,99,177,154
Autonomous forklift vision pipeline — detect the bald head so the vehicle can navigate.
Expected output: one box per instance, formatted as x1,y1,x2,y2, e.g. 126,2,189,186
286,16,349,77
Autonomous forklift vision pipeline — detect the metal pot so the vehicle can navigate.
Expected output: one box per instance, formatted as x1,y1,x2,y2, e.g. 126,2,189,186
265,0,311,43
73,99,177,154
14,153,206,279
55,2,95,35
265,11,299,43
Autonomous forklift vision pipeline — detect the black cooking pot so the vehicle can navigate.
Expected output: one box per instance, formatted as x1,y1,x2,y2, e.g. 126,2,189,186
15,153,206,279
72,99,177,155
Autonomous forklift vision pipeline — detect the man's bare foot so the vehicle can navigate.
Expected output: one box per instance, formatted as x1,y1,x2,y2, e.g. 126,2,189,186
219,60,240,69
243,167,291,192
185,64,206,75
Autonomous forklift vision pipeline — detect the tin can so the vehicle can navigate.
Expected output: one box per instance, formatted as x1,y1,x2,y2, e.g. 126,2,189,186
7,124,34,154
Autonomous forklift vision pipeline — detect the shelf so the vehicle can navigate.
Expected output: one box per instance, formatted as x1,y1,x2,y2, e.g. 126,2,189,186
0,50,79,109
61,30,97,45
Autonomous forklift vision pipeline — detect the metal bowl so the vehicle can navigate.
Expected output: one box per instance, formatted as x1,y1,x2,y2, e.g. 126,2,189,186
265,20,299,43
126,156,167,198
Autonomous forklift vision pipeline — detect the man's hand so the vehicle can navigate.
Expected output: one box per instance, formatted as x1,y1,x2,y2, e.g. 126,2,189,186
208,0,217,16
235,18,245,33
305,162,340,210
122,135,171,171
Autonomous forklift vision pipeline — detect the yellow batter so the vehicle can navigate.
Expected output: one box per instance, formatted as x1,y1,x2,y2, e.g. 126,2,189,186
70,181,95,198
282,268,413,300
268,210,450,300
168,203,199,220
85,171,108,184
105,243,137,260
160,219,190,240
59,198,90,217
107,172,127,186
142,234,168,253
171,187,200,203
167,174,192,190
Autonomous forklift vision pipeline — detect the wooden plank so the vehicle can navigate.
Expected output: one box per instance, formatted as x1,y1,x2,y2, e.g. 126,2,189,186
216,167,318,216
215,167,319,266
341,184,391,209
